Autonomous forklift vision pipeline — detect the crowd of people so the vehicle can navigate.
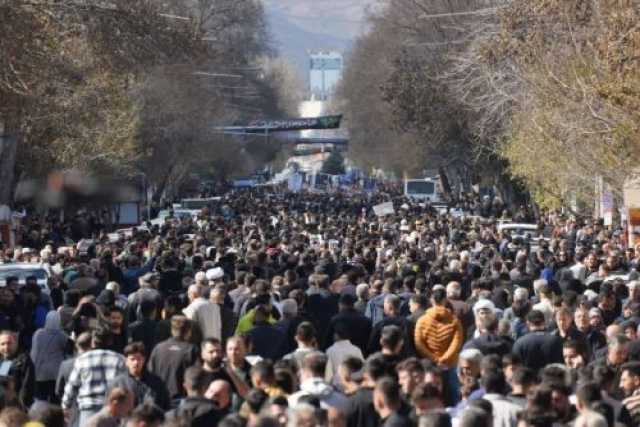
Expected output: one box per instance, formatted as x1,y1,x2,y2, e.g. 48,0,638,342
0,187,638,427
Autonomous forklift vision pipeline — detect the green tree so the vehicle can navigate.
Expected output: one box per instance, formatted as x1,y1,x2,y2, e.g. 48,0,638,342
322,151,346,175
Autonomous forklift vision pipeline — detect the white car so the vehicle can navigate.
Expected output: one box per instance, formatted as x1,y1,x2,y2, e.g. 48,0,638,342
0,263,51,294
107,226,150,243
497,223,549,250
150,209,199,226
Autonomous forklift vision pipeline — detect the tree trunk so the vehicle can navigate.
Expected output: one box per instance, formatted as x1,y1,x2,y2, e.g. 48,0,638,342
438,166,452,198
0,132,17,207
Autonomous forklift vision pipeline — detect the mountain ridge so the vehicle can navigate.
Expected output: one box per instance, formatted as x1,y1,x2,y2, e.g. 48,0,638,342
263,1,370,85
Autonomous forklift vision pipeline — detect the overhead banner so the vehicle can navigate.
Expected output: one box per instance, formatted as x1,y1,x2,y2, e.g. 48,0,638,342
217,115,342,134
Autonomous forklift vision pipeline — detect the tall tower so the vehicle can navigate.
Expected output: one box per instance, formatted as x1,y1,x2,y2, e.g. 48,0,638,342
309,50,343,101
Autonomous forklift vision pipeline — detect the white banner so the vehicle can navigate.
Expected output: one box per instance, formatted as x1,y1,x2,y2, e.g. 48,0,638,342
373,202,395,217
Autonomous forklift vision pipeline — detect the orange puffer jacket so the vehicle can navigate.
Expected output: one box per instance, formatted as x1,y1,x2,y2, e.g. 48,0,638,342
414,305,464,368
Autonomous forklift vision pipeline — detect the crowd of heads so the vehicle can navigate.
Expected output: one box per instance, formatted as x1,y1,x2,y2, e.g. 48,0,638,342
0,187,638,426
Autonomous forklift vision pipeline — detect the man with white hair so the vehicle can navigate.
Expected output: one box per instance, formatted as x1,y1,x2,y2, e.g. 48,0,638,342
457,348,482,388
183,284,221,340
447,281,472,331
626,281,640,306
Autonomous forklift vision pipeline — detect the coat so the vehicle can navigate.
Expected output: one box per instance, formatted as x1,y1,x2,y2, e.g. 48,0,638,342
2,351,35,408
31,311,71,381
166,397,222,427
512,330,563,371
414,305,464,367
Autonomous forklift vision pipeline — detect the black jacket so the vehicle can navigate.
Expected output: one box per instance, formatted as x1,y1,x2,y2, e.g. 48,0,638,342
463,333,512,357
405,309,425,357
246,322,286,360
111,371,171,410
583,328,607,359
324,308,372,352
159,270,182,296
512,330,563,371
128,318,160,356
274,316,305,356
147,338,198,400
368,316,407,356
307,291,340,335
167,396,222,427
219,304,237,346
3,352,35,409
382,411,414,427
346,388,380,427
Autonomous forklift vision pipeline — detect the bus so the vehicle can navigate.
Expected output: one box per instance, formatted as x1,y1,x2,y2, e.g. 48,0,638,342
404,177,443,203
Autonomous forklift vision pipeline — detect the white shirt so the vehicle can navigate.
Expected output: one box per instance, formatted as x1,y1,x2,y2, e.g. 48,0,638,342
183,298,221,340
324,340,363,388
533,298,554,326
483,393,520,427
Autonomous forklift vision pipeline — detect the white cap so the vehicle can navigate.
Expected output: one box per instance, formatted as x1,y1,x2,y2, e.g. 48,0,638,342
473,299,496,315
206,267,224,281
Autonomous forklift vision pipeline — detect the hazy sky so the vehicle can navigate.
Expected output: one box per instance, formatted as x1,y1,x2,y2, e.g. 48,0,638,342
263,0,380,39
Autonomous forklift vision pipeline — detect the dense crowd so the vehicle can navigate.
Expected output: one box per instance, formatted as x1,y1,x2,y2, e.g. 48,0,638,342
0,188,639,427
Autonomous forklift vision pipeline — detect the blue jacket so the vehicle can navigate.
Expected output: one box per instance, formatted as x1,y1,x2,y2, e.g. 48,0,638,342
122,257,156,295
365,293,388,325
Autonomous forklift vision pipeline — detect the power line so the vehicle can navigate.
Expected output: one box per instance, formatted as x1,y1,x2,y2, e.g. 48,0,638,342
193,72,243,79
419,8,498,19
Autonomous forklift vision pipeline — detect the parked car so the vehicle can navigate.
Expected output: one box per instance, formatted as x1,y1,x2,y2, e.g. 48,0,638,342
0,263,50,294
149,209,199,226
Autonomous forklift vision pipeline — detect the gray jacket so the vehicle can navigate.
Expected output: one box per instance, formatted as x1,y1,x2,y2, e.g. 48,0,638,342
31,311,70,381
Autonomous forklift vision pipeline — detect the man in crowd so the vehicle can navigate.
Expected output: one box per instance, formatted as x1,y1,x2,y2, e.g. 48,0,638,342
85,385,134,427
62,329,126,425
110,342,170,411
0,330,34,408
512,310,564,370
183,284,221,341
147,315,198,401
166,366,222,426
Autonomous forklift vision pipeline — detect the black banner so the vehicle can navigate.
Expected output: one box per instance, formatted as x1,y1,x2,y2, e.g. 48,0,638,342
218,115,342,134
